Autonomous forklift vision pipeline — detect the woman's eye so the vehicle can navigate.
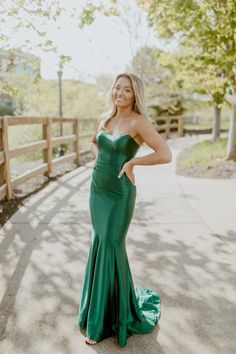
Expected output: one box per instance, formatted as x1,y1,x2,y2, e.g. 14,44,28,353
113,86,131,93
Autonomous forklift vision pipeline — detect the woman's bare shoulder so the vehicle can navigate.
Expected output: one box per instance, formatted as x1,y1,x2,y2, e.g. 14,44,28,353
130,114,152,144
133,113,153,128
130,112,144,122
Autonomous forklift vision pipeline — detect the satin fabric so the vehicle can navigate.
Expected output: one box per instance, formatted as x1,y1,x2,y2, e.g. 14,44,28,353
77,130,161,347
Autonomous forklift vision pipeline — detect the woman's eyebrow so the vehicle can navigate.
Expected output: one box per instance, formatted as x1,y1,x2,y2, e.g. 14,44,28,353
115,85,132,88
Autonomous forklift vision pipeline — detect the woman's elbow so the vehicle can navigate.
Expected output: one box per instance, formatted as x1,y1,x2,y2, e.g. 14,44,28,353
161,149,172,164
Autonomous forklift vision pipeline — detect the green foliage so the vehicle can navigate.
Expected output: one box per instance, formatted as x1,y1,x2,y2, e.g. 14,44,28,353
59,55,72,69
126,46,165,85
77,1,234,113
127,46,185,116
0,0,63,51
138,0,236,92
21,78,104,118
0,104,15,116
0,71,36,116
0,82,19,97
0,50,41,99
79,1,119,28
157,48,229,108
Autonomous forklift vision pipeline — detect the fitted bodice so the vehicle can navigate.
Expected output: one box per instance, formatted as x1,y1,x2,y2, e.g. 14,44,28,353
95,130,140,170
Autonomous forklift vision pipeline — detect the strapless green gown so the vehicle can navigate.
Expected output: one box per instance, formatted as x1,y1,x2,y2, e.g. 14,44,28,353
77,130,161,347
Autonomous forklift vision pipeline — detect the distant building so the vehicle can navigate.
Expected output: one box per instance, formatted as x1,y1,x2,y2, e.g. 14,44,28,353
0,49,41,115
0,49,40,78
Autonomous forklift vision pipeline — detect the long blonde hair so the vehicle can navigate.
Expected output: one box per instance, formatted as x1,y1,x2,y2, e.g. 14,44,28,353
98,72,151,130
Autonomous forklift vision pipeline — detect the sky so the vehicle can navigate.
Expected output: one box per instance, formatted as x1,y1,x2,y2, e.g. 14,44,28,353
2,0,169,82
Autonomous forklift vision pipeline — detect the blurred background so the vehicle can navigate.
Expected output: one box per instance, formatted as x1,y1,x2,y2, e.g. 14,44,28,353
0,0,235,201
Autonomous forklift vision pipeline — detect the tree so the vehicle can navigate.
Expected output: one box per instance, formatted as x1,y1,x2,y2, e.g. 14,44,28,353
112,1,153,57
126,46,164,84
157,47,228,142
79,0,236,156
0,1,64,51
127,46,185,117
21,79,104,119
138,0,236,158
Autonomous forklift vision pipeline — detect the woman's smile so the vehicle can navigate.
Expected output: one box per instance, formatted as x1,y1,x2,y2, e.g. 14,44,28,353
115,97,125,102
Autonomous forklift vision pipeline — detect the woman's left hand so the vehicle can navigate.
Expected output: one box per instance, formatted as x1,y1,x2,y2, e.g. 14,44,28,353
118,161,135,185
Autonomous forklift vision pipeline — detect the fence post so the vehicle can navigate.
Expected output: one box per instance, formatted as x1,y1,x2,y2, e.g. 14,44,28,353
165,116,171,138
43,117,52,176
73,118,80,166
178,115,184,136
2,117,12,200
0,118,4,186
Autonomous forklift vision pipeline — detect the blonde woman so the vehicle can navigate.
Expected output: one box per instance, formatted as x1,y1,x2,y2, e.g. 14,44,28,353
77,73,172,346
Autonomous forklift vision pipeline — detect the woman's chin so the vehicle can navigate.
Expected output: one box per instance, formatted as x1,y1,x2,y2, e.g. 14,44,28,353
115,102,132,108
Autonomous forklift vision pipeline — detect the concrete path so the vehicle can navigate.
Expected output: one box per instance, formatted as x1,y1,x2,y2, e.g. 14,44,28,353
0,135,235,354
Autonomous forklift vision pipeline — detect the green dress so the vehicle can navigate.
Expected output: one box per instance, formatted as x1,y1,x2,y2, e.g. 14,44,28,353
77,130,161,347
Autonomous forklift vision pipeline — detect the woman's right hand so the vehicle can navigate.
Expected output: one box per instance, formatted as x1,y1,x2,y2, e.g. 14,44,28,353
118,161,136,185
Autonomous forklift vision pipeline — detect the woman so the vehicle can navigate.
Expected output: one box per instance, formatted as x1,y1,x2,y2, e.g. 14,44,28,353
77,72,172,346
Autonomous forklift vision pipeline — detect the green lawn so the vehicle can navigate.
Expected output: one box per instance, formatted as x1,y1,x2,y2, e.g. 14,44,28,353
179,138,227,167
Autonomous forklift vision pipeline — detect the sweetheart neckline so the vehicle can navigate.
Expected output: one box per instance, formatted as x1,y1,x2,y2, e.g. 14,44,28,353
97,130,141,147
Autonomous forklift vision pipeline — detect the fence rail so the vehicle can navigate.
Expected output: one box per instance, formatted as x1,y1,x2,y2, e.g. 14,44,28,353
0,115,184,201
153,115,184,138
0,116,96,200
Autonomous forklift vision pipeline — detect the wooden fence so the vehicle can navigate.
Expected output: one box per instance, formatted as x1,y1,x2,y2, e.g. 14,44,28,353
0,115,184,201
153,115,184,138
0,116,95,201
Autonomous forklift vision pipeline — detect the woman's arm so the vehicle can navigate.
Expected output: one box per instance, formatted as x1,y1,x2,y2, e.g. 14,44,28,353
118,116,172,184
130,115,172,166
90,117,101,159
90,142,98,159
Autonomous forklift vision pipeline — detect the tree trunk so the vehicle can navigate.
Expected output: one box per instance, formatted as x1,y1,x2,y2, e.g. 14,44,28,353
212,105,221,143
226,93,236,161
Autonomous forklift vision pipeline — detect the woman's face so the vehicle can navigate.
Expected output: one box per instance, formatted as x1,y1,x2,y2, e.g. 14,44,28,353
112,76,135,109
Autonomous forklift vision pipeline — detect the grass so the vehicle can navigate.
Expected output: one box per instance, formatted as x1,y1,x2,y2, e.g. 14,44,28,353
179,138,227,167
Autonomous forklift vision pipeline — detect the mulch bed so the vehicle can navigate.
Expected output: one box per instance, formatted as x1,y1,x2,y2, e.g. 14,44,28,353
176,150,236,179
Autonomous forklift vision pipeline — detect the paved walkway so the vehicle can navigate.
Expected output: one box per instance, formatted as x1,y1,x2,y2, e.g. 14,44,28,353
0,135,235,354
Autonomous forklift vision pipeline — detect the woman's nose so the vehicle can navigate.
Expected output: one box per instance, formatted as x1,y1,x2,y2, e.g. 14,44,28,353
117,89,125,96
